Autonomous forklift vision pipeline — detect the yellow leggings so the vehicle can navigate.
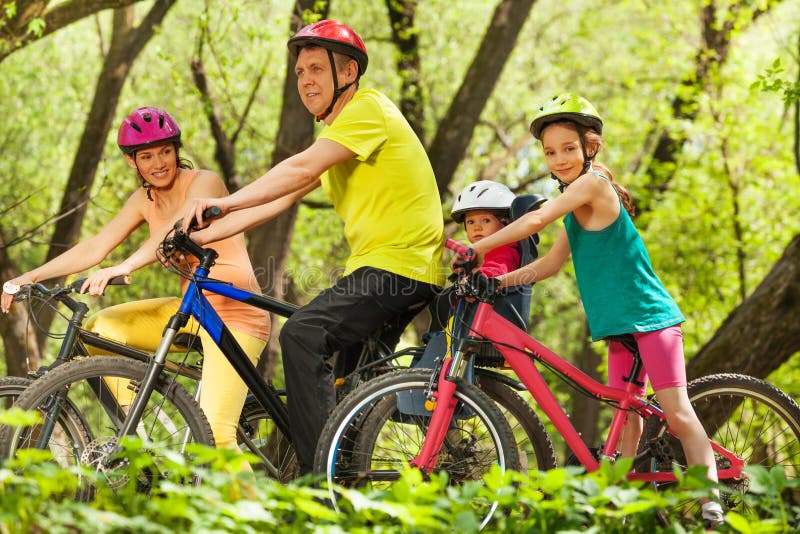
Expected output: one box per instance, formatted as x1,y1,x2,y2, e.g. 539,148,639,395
84,297,265,451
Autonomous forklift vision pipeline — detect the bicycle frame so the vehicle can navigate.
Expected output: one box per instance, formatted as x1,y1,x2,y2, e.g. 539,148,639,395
119,262,296,442
413,240,745,483
16,278,299,474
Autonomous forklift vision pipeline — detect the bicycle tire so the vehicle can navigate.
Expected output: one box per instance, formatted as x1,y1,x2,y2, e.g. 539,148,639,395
475,372,557,472
2,356,214,497
0,376,32,410
314,368,518,530
639,373,800,514
238,400,298,482
0,375,94,489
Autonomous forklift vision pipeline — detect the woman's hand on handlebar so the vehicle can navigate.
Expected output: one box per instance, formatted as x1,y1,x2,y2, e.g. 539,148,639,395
80,264,131,296
2,276,33,313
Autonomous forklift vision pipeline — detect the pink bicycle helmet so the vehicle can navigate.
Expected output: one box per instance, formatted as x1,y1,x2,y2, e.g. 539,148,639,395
117,107,181,154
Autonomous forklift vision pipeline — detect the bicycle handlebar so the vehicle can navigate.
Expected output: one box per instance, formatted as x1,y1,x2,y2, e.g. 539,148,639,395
445,238,470,255
13,276,131,317
13,276,131,301
175,206,222,234
162,206,223,269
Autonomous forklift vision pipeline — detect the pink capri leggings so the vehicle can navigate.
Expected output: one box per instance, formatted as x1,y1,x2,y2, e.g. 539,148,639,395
607,325,687,397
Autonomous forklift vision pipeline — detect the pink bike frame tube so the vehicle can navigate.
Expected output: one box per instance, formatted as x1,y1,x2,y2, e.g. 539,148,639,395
411,358,459,471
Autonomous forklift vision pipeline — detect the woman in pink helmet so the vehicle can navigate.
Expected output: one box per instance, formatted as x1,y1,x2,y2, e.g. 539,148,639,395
1,107,269,469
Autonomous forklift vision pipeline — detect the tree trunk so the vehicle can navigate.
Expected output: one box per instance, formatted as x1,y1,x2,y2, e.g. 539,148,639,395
1,2,175,374
245,0,328,379
636,0,773,215
686,233,800,380
385,0,425,144
0,232,41,376
427,0,536,199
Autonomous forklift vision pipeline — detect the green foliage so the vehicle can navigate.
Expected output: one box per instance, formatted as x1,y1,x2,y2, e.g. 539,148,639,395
752,59,800,104
1,428,798,534
2,2,15,18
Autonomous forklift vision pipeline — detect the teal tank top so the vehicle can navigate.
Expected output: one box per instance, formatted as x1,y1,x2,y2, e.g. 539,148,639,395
563,174,684,340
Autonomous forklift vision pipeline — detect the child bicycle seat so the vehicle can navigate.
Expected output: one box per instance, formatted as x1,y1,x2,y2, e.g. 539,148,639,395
493,193,547,329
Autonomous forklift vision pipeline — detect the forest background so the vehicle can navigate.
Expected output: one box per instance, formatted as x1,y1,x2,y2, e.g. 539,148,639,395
0,0,799,458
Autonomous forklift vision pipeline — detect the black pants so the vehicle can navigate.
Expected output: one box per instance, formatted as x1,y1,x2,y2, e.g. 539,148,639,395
279,267,439,473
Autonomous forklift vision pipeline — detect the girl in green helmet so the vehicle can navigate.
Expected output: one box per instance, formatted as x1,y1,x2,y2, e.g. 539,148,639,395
457,93,724,526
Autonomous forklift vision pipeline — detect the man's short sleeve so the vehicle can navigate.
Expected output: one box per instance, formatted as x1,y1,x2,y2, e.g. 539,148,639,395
318,92,387,161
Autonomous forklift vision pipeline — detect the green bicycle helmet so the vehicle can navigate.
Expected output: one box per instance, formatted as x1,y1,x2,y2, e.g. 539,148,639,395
529,93,603,140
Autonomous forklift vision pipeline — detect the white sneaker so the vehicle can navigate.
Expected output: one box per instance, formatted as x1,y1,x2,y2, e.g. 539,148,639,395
701,501,724,529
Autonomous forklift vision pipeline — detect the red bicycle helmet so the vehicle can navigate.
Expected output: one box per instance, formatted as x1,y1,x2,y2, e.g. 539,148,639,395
117,107,181,154
287,19,368,75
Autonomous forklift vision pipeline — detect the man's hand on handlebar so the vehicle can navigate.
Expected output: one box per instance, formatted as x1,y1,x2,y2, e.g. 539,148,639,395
181,199,227,234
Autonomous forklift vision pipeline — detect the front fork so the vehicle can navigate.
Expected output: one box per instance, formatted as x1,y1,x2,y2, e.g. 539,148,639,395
410,337,477,471
116,313,188,440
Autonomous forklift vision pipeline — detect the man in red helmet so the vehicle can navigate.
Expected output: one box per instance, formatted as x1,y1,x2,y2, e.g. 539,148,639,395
183,20,444,474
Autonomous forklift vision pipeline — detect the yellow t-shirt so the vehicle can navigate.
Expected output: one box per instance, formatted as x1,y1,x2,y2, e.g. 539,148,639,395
318,89,445,286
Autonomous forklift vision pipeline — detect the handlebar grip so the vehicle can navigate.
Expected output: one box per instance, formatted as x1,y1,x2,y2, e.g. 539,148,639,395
67,275,131,292
445,238,470,255
109,275,132,286
184,206,223,233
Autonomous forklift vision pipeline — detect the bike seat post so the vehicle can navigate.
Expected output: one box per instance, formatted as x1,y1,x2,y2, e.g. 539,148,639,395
602,335,646,459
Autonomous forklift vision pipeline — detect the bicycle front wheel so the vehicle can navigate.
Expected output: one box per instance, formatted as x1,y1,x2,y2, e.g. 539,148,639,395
2,357,214,498
238,400,298,482
475,371,556,472
0,375,92,475
641,373,800,511
314,369,518,530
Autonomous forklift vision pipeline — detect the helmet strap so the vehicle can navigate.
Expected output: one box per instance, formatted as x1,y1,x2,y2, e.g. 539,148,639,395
316,49,356,122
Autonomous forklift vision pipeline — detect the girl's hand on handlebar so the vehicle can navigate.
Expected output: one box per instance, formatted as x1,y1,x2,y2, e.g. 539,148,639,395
80,265,131,296
450,247,484,275
1,276,33,313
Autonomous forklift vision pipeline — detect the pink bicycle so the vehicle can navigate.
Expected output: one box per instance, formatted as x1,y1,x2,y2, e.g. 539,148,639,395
314,239,800,527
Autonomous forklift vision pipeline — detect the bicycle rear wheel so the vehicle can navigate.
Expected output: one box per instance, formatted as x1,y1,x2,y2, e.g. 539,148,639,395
640,373,800,515
314,369,518,530
1,357,214,498
0,376,33,411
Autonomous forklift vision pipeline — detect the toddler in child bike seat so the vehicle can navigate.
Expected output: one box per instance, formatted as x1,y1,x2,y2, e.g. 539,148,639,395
422,181,545,372
430,180,545,334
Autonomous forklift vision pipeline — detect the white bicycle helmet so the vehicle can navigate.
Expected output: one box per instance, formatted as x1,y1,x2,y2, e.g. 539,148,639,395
451,180,516,223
